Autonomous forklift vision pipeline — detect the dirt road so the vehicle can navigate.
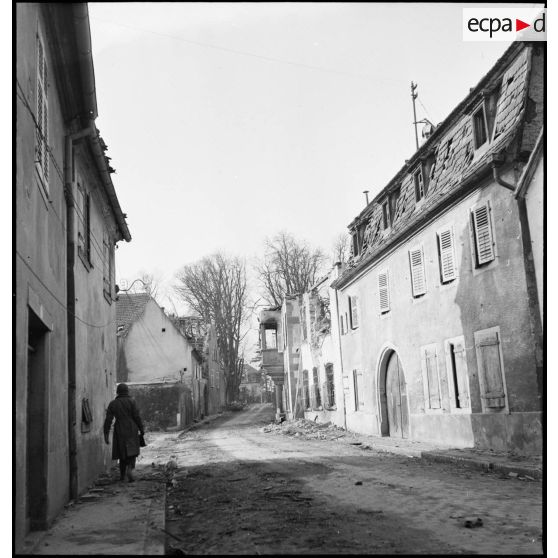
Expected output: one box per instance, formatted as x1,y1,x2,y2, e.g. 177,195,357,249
141,404,542,555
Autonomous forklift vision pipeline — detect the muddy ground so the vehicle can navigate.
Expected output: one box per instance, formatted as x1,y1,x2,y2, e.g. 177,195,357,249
138,404,542,555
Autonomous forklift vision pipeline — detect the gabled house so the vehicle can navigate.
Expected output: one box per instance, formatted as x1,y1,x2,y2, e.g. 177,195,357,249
15,3,131,550
330,42,544,453
116,293,207,425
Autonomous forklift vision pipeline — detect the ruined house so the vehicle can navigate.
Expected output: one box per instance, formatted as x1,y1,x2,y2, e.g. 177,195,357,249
330,42,544,452
115,293,201,428
15,3,131,550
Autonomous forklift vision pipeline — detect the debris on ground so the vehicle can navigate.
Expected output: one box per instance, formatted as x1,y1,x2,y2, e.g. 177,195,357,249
261,418,347,441
464,517,484,528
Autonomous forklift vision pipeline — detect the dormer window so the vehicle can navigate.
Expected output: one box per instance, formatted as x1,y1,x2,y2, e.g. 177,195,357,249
352,232,360,256
414,167,425,203
389,188,400,225
472,104,488,149
381,201,390,230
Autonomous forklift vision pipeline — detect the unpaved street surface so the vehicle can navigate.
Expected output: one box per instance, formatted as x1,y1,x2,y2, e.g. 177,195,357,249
141,404,542,555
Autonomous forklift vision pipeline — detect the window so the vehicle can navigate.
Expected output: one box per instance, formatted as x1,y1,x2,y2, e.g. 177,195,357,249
302,370,310,410
437,226,457,283
352,232,360,256
474,327,507,411
264,327,277,349
446,338,470,411
312,367,322,409
470,200,495,266
77,181,92,267
414,167,425,202
382,201,390,230
420,345,441,411
378,270,390,313
325,364,335,408
353,369,364,410
35,34,49,190
389,189,400,226
348,295,359,329
472,104,488,149
409,246,427,297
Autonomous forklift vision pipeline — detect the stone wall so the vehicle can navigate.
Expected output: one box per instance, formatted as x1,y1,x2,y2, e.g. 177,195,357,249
128,382,193,430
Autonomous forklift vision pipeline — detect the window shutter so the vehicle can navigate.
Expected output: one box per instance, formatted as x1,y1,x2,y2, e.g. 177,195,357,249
424,347,441,409
350,296,359,328
409,247,426,296
353,370,364,410
438,227,457,282
476,331,505,408
472,202,495,265
36,36,48,184
36,82,43,167
452,341,470,409
103,234,109,292
378,270,390,313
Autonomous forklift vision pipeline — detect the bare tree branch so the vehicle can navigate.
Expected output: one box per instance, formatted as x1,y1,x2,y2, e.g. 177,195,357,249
174,253,248,403
255,231,326,306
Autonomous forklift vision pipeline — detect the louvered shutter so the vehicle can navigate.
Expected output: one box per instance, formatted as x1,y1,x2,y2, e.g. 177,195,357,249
438,227,457,282
476,331,505,408
409,247,426,297
350,296,359,328
423,347,441,409
472,202,495,265
36,36,48,184
378,270,390,313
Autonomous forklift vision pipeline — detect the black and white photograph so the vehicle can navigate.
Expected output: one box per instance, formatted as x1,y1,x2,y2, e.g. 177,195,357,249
14,2,548,555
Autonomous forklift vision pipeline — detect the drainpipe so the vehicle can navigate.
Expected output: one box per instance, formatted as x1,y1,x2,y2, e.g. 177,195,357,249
491,157,515,191
65,125,95,500
333,264,347,431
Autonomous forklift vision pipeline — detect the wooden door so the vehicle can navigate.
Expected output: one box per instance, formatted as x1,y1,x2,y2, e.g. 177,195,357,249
385,352,409,438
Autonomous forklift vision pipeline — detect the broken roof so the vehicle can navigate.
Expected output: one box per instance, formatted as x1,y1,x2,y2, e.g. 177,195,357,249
116,293,151,336
333,42,540,289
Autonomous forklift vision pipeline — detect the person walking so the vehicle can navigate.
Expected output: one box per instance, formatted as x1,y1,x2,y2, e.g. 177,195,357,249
103,383,145,482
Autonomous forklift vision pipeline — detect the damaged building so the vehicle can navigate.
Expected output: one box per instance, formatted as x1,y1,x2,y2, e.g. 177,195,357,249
260,41,543,454
330,41,543,452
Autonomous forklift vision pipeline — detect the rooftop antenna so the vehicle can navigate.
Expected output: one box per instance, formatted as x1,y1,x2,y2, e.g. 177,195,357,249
411,81,419,151
363,190,370,206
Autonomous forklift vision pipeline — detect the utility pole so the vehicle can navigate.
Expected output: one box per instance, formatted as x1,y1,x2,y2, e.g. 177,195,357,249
411,81,419,151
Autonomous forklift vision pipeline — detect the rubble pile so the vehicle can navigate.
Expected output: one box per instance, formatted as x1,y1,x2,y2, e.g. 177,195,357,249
261,418,347,441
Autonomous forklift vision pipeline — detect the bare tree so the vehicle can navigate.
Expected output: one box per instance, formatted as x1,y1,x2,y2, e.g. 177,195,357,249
331,232,351,265
255,231,326,307
175,253,248,403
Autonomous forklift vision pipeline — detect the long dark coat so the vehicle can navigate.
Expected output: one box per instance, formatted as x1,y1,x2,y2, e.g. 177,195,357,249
103,395,144,461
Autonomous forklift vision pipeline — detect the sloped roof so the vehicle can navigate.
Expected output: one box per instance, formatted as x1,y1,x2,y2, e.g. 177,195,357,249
333,43,538,289
116,293,151,336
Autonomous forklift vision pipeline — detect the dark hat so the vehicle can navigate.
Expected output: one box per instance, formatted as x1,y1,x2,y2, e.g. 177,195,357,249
116,383,129,395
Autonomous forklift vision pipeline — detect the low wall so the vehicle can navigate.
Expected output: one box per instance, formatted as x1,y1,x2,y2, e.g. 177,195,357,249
127,382,193,431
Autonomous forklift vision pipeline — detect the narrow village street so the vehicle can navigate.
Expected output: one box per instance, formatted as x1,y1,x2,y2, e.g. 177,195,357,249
151,404,541,555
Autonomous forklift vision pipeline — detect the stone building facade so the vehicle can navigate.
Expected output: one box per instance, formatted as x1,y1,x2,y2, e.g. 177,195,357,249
15,3,131,550
330,42,543,452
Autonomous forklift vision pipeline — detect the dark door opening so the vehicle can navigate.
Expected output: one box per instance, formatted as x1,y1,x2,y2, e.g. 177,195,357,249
26,309,49,530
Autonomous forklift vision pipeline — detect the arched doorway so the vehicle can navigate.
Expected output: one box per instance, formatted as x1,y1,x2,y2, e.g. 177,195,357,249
379,350,409,438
